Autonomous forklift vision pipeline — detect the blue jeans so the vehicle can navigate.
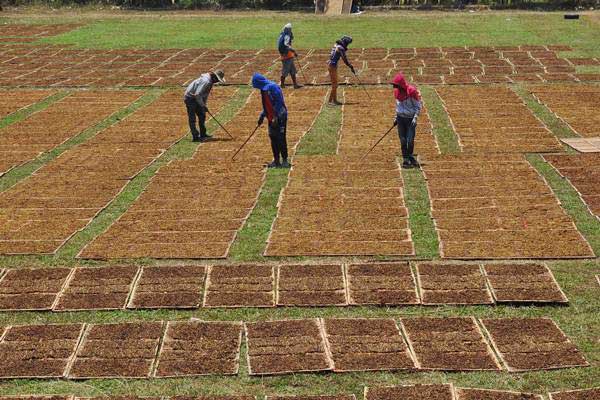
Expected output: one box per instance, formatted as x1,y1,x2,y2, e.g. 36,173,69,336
184,96,207,139
396,115,416,162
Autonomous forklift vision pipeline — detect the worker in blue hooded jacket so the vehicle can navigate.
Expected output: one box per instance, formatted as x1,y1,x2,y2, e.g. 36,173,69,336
252,72,290,168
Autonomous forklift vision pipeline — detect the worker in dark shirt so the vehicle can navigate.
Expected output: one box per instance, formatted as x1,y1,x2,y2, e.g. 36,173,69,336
278,23,302,89
327,35,355,106
252,72,290,168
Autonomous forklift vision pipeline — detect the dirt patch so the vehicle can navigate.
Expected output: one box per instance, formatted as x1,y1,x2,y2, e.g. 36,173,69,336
267,397,355,400
128,265,205,309
544,153,600,220
0,267,71,311
416,263,493,305
204,264,275,308
483,263,568,304
277,264,347,306
245,319,333,375
456,388,542,400
323,318,415,372
531,85,600,138
422,155,594,259
401,317,500,371
155,320,243,377
481,318,589,372
346,262,419,305
68,321,164,379
54,265,139,311
549,388,600,400
0,323,84,378
365,384,455,400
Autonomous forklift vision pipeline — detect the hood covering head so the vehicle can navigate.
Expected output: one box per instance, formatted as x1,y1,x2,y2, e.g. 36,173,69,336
337,35,353,49
252,73,270,90
392,72,420,102
283,23,292,32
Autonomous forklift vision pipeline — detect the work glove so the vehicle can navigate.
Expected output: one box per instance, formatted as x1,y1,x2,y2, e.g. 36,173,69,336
411,116,418,127
258,115,265,126
393,118,398,127
349,65,356,74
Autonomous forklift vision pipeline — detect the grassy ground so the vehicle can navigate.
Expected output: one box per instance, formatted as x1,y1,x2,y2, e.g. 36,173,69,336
1,11,598,56
0,11,598,399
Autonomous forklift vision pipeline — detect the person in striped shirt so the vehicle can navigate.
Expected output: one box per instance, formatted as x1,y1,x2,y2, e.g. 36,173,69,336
327,35,355,106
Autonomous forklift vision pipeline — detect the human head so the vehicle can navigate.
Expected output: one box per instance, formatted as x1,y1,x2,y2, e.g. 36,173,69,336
211,69,225,84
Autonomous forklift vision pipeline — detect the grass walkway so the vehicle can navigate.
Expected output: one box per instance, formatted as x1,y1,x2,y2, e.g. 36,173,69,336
29,13,600,56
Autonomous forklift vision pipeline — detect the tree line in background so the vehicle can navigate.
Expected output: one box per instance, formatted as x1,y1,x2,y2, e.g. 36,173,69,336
4,0,597,10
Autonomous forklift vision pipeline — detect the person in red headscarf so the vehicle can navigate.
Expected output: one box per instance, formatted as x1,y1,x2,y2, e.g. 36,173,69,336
392,72,422,168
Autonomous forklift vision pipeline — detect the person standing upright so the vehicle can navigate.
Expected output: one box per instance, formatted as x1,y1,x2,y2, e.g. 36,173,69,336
392,72,422,169
278,23,302,89
183,69,225,142
327,35,355,106
252,72,290,168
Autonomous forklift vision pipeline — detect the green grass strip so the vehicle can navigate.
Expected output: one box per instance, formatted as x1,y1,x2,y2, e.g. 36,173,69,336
512,84,578,142
0,90,69,130
230,93,341,261
420,85,461,155
55,88,251,260
527,154,600,255
296,90,340,155
229,168,289,262
0,89,161,194
402,167,439,259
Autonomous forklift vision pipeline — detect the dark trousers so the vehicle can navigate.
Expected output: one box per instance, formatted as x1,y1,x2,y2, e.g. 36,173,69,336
396,116,417,162
184,96,207,139
268,114,288,163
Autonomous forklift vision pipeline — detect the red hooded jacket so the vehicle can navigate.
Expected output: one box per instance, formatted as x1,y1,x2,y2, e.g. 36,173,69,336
392,73,420,102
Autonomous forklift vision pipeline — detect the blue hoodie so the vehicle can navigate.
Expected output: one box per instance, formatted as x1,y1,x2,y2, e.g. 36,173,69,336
252,73,287,122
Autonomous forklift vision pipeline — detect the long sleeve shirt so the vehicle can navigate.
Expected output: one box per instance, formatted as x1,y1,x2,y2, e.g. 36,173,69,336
396,97,422,118
183,73,213,107
328,44,350,68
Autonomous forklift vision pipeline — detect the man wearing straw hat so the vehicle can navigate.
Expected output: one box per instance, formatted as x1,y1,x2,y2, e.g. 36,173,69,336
183,69,225,142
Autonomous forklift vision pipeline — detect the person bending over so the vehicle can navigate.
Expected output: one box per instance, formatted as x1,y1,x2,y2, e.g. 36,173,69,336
252,72,290,168
183,69,225,142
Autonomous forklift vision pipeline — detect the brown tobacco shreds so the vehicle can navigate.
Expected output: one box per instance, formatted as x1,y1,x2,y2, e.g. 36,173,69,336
365,384,455,400
277,264,347,306
155,320,243,377
245,319,333,375
456,388,543,400
68,322,163,379
416,263,493,305
323,318,415,372
54,265,139,311
204,264,275,308
346,262,419,305
481,318,589,372
401,317,500,371
128,265,206,309
0,323,84,378
483,263,568,304
0,268,71,310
